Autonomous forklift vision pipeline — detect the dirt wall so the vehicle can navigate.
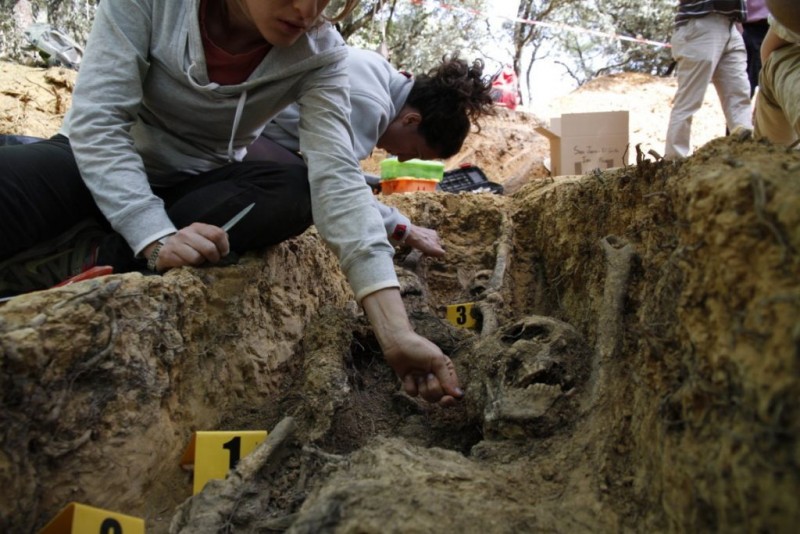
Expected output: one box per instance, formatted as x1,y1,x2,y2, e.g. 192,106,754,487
0,232,352,531
508,138,800,531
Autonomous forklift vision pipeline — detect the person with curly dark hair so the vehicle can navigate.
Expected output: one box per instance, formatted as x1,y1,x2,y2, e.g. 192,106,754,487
250,47,495,256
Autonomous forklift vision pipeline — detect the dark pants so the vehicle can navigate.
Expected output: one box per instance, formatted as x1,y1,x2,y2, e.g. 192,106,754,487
742,19,769,97
0,135,313,271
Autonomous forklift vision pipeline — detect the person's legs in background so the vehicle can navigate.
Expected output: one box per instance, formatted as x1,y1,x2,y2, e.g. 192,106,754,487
713,22,754,132
742,19,770,96
665,16,726,159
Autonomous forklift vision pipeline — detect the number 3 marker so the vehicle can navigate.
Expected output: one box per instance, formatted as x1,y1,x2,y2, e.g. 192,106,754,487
446,302,477,329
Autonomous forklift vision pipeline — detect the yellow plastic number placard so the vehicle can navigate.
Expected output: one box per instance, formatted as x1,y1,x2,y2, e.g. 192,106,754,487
38,502,144,534
446,302,477,329
180,430,267,494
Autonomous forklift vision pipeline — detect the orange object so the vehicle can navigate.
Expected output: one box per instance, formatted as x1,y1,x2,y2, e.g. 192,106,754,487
53,265,114,287
380,178,438,195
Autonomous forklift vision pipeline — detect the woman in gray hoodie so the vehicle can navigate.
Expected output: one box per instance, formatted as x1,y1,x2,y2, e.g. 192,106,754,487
251,47,495,256
0,0,462,405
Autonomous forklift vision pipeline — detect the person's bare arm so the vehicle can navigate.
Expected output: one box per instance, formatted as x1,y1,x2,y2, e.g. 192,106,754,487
361,287,463,405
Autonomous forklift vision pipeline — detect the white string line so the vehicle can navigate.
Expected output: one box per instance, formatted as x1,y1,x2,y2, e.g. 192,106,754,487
409,0,672,48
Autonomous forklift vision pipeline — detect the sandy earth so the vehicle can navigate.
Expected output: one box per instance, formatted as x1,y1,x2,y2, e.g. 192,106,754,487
0,63,726,184
1,62,798,534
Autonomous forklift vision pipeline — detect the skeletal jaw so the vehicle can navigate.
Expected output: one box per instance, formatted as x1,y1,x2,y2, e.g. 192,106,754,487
484,378,565,439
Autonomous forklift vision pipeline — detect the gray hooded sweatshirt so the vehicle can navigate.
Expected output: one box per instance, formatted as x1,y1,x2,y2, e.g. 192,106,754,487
60,0,397,301
261,47,415,243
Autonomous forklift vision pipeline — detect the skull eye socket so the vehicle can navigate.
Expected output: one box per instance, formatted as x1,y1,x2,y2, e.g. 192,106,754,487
501,322,551,344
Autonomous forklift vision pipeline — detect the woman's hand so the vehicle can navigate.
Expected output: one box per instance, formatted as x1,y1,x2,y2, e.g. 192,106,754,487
404,225,446,257
362,288,463,406
381,331,463,406
143,222,230,272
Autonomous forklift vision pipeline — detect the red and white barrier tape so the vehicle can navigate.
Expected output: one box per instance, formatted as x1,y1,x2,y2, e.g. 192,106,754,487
409,0,671,48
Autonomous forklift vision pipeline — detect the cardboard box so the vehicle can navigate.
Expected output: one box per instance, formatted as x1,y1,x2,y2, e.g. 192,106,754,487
535,111,629,176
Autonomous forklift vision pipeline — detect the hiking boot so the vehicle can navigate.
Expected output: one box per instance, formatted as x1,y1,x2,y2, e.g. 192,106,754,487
0,219,108,297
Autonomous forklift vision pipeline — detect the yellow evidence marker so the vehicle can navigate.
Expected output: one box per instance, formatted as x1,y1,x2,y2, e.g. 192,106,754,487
38,502,144,534
180,430,267,494
446,302,477,329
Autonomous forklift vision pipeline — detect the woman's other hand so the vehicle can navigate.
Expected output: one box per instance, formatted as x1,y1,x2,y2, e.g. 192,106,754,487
404,224,446,257
144,223,230,272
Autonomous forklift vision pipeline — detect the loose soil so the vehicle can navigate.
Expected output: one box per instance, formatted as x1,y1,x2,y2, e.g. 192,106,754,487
1,63,798,534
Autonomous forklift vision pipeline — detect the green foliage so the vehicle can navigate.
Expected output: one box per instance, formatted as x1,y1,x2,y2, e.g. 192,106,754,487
40,0,99,44
552,0,675,84
333,0,492,74
493,0,675,101
1,0,677,93
0,0,97,65
324,1,679,103
504,0,574,103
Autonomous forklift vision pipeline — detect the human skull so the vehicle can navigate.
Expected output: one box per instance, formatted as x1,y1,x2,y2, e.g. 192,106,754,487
463,315,592,440
469,269,494,297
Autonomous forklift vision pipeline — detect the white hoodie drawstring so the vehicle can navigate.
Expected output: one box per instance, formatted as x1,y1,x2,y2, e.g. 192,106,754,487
228,91,247,162
185,62,246,162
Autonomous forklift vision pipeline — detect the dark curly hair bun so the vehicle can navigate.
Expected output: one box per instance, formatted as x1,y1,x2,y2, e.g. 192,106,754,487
406,54,495,159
